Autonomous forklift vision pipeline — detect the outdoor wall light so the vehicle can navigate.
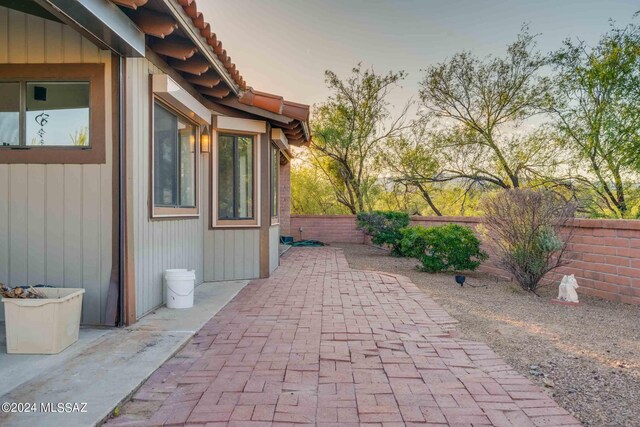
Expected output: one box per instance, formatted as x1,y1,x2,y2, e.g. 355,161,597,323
200,126,211,153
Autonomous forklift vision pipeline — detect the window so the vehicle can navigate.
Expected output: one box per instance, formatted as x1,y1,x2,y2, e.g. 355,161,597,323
153,101,198,217
218,134,255,221
0,82,19,146
271,144,279,221
0,64,105,164
0,81,90,147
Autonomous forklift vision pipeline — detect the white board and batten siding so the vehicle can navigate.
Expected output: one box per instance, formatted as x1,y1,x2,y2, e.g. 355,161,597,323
0,7,113,325
125,57,205,319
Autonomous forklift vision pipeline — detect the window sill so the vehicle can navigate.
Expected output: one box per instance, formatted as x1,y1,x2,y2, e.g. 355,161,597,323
211,218,259,229
152,206,199,220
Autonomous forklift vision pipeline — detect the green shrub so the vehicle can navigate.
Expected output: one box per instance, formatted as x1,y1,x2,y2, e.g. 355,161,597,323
356,210,410,255
399,224,488,273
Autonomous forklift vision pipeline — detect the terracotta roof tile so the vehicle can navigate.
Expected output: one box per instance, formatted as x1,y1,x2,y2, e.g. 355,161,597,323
177,0,245,88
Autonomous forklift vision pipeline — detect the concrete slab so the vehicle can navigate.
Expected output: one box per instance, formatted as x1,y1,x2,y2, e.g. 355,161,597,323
0,280,248,427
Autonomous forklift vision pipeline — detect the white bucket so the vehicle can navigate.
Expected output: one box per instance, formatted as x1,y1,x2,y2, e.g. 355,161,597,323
164,269,195,309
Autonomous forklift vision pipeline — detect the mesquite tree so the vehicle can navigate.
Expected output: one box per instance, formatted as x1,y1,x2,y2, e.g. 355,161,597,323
550,23,640,218
385,122,443,216
419,28,558,190
310,64,410,214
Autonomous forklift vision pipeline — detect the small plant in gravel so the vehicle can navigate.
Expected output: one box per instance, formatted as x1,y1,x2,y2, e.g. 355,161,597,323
480,189,576,294
356,210,410,255
399,224,488,273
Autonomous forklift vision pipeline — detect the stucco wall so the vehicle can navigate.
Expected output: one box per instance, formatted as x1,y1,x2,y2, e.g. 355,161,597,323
291,215,640,305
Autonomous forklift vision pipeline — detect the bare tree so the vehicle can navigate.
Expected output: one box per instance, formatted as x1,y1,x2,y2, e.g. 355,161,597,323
481,189,576,294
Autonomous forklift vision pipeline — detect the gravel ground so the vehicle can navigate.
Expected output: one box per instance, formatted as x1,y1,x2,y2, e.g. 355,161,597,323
336,243,640,427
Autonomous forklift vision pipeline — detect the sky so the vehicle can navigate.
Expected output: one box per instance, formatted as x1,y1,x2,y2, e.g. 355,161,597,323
202,0,639,116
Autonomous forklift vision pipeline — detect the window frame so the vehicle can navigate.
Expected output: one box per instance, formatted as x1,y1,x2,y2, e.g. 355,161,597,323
0,64,105,164
271,143,280,225
150,97,200,219
211,130,259,228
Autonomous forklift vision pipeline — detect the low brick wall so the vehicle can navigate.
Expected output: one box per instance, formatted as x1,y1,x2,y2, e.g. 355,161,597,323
291,214,640,305
290,215,367,244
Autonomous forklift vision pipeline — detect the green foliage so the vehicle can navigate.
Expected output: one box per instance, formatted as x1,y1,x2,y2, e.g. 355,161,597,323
290,161,351,215
293,20,640,220
399,224,488,273
356,210,410,255
550,22,640,218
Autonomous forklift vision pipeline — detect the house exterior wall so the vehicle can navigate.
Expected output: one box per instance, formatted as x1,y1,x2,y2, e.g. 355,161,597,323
125,57,205,319
291,214,640,305
0,7,113,325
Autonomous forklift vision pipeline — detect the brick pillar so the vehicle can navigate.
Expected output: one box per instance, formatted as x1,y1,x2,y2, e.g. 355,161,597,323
279,160,291,236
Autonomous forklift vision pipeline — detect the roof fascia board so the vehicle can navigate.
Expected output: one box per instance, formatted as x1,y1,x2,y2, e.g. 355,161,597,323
34,0,145,57
158,0,240,96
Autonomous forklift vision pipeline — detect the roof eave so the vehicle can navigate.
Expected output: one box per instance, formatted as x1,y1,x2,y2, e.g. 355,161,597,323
158,0,240,96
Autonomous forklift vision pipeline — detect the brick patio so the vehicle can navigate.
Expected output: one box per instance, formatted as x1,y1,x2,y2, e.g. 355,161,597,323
107,247,580,426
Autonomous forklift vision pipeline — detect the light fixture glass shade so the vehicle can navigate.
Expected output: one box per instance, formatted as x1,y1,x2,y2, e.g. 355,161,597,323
200,126,211,153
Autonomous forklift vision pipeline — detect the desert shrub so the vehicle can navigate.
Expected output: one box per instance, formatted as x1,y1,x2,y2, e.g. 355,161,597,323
399,224,488,272
356,210,410,255
481,189,576,293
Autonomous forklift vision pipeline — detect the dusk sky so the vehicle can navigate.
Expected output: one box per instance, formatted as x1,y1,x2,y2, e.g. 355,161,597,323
203,0,638,116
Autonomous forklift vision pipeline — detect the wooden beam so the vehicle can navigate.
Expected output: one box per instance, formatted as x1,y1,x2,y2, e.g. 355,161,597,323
186,72,221,88
168,56,210,75
201,86,231,99
259,125,272,278
133,9,177,39
149,37,197,60
111,0,148,10
122,58,137,325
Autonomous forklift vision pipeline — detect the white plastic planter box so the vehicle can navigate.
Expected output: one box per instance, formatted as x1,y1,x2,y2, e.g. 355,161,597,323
2,288,85,354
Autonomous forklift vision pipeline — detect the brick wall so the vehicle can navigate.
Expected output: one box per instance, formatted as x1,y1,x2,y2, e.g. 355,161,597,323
290,215,367,244
279,161,291,236
291,214,640,305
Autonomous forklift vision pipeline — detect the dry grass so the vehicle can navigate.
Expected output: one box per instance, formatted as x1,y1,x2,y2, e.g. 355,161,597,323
337,243,640,427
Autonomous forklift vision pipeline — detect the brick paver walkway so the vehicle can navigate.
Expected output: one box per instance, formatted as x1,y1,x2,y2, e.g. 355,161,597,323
108,248,580,426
